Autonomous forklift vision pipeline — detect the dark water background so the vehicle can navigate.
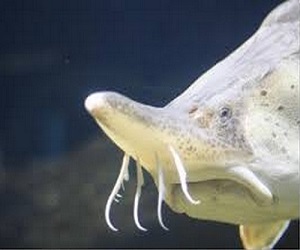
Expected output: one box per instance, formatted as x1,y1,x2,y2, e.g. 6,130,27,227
0,0,298,248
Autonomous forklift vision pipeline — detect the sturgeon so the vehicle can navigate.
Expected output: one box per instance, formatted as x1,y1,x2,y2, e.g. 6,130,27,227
84,0,299,249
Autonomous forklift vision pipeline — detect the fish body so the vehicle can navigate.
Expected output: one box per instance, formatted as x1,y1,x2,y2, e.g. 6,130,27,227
85,0,299,249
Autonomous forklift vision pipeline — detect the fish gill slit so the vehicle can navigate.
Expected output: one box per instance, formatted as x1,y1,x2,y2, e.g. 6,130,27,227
133,160,148,231
155,153,170,231
168,145,200,205
105,153,130,231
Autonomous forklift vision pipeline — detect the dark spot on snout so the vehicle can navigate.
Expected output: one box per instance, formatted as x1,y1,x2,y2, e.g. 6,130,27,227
272,132,277,138
186,145,196,152
260,90,267,96
281,147,287,154
261,103,269,107
277,105,284,111
290,85,295,89
188,106,198,114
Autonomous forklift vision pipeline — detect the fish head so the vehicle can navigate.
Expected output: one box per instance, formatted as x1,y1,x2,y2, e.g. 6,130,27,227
84,90,253,184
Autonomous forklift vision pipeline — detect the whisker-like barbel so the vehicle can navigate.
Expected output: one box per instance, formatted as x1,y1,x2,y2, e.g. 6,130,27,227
105,153,130,231
169,145,200,205
156,154,169,231
133,160,147,231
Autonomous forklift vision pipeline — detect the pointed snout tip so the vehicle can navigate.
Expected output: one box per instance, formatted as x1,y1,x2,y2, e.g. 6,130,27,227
84,92,106,114
85,91,131,116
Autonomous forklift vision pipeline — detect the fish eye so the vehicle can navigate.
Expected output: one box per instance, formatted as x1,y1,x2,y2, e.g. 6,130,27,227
219,106,232,122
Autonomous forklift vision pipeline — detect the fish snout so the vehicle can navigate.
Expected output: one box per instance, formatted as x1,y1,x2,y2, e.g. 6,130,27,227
84,92,111,116
84,91,130,122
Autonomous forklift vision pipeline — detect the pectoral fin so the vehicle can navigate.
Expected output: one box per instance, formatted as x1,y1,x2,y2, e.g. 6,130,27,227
239,220,290,250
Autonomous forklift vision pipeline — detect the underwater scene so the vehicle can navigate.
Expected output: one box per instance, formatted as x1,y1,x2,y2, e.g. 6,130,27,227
0,0,299,248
